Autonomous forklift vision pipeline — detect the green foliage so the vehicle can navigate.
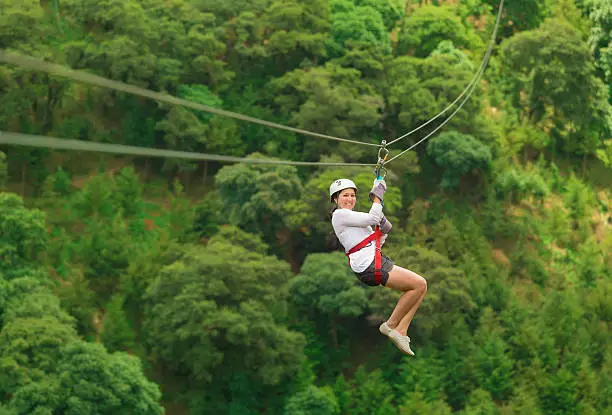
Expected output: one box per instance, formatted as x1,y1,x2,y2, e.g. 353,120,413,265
143,228,305,391
0,1,611,413
262,0,331,73
397,5,481,58
285,384,340,415
191,191,224,239
215,153,303,244
0,151,7,190
0,0,45,47
0,193,48,275
82,215,132,297
597,139,612,167
100,294,136,353
8,341,163,415
498,19,611,157
398,388,452,415
397,352,447,404
328,1,391,56
56,272,98,337
494,166,549,203
485,0,546,37
427,131,493,190
472,309,514,401
114,167,143,217
463,388,498,415
340,367,395,415
290,252,368,317
383,245,475,343
270,63,383,160
583,0,612,97
387,42,489,144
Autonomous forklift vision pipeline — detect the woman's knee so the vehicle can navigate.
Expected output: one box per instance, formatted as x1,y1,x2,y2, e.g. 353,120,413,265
417,276,427,293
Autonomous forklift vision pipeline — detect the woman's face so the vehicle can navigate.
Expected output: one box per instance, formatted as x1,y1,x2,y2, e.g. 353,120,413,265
336,188,356,210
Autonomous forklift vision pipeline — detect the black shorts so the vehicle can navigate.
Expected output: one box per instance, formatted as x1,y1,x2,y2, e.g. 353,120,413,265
354,254,395,287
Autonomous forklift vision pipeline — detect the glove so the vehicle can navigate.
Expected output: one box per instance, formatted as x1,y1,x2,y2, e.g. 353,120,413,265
369,179,387,202
379,215,393,234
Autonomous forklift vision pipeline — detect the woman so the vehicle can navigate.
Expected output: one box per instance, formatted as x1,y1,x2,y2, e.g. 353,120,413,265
329,178,427,356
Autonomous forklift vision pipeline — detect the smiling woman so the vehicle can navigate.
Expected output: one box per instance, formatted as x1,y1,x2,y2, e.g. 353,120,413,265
329,178,427,356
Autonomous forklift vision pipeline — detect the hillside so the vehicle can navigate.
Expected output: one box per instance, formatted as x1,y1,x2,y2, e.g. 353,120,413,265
0,0,611,414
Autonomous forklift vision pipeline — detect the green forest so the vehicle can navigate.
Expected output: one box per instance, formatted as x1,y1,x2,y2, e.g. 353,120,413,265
1,0,611,413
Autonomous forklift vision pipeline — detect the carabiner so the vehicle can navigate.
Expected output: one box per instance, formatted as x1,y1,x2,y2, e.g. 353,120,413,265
375,139,389,180
377,140,389,164
374,165,387,180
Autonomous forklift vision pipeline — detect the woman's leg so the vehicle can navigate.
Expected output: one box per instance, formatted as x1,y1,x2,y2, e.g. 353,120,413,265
384,266,427,336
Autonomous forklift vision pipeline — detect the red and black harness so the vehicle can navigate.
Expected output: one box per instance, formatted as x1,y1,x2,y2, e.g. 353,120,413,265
345,226,384,284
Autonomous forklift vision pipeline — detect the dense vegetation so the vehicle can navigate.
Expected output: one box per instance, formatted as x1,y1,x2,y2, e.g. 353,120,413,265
1,0,611,414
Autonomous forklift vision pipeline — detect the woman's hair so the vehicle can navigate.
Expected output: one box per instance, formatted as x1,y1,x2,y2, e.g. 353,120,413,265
326,194,342,250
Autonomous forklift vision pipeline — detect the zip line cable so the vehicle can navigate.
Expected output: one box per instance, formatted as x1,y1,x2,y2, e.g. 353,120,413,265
0,52,379,148
0,131,374,167
384,9,500,166
0,0,503,170
386,0,504,147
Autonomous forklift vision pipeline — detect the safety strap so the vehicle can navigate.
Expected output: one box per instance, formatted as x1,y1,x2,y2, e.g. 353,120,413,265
346,226,383,284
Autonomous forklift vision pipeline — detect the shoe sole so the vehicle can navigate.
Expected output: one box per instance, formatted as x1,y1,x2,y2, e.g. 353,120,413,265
385,331,415,356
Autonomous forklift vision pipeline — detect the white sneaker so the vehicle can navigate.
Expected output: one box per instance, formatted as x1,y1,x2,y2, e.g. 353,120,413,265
379,322,415,356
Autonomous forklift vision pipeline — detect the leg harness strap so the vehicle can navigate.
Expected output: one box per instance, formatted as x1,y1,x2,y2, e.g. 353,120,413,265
345,226,383,284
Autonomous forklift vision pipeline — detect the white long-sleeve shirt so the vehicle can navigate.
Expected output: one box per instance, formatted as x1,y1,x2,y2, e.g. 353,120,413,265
331,203,387,273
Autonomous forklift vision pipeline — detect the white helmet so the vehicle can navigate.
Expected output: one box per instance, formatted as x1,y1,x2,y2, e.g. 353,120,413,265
329,179,357,203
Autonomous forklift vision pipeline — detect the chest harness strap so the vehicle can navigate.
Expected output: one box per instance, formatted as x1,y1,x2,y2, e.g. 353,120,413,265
345,226,383,284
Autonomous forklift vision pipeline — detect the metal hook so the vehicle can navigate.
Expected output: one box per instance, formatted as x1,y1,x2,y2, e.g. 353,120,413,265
377,140,389,164
375,139,388,180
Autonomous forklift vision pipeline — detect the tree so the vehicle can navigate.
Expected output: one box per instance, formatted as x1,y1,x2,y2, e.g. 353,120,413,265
0,276,77,396
114,167,143,217
328,1,391,57
0,0,45,48
215,153,303,246
397,5,482,58
499,19,611,158
427,131,492,191
344,367,395,415
143,228,305,398
284,385,339,415
582,0,612,97
397,351,447,404
387,42,490,143
289,252,368,347
493,167,549,204
100,294,136,353
398,389,452,415
463,389,498,415
155,85,243,183
262,0,331,74
472,309,514,402
355,0,404,31
540,367,583,415
485,0,547,37
81,215,132,298
269,63,384,160
8,341,163,415
0,193,48,276
382,245,475,344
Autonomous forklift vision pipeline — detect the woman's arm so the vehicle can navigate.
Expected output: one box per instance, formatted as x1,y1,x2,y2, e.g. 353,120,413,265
333,202,383,228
